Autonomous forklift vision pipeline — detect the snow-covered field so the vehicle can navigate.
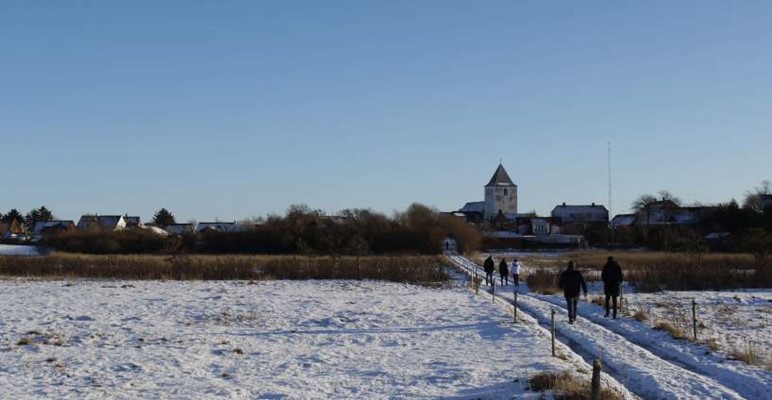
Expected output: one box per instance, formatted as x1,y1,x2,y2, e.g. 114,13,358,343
2,252,769,399
0,278,629,399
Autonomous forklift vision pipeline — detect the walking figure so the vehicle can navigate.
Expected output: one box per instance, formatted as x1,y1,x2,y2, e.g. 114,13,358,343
499,258,509,286
512,259,521,287
558,261,587,324
602,256,624,318
483,256,495,286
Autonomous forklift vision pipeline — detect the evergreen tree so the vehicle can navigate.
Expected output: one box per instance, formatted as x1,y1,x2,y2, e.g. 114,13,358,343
153,208,176,226
1,209,24,224
24,206,54,230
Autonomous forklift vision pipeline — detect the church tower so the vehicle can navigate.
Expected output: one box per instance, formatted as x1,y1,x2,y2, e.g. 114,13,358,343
484,164,518,221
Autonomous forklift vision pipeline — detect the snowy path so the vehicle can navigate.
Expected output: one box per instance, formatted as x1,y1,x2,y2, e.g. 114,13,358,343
446,253,751,400
531,294,772,400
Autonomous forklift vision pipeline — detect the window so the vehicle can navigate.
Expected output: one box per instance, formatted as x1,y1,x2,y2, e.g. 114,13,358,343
504,189,508,195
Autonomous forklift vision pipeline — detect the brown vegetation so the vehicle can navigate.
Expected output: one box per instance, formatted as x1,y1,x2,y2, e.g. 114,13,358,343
0,253,450,283
514,251,768,291
529,371,623,400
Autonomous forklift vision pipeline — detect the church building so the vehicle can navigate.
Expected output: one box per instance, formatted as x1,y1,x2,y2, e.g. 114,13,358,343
484,164,518,220
457,164,518,222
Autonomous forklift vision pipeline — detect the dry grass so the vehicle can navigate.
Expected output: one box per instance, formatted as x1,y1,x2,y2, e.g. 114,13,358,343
0,253,450,284
509,251,763,292
525,267,560,294
728,341,767,367
529,371,623,400
653,320,687,340
632,310,649,322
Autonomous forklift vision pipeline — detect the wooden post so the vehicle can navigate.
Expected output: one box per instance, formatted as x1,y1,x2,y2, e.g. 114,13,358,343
492,279,496,303
619,283,624,314
692,298,697,341
591,359,602,400
513,291,518,323
551,309,556,357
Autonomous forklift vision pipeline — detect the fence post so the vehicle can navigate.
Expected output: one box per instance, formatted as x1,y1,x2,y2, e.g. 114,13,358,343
551,309,556,357
492,279,495,303
513,291,518,323
692,298,697,341
619,283,624,314
591,359,602,400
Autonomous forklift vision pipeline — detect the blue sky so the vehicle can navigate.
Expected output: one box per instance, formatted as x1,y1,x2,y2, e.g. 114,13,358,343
2,1,771,222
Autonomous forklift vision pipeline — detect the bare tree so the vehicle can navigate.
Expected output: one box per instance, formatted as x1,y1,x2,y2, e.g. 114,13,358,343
632,194,658,225
657,190,681,206
742,179,772,212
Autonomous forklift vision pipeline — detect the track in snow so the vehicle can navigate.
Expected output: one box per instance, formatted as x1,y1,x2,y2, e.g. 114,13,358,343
446,253,749,400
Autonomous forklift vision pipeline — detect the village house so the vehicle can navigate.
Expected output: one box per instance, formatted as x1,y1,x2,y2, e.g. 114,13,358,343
550,203,609,235
0,219,26,240
32,220,76,241
164,223,196,236
761,194,772,211
76,215,127,232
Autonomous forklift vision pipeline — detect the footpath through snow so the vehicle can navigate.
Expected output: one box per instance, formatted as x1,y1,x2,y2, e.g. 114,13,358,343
446,253,768,400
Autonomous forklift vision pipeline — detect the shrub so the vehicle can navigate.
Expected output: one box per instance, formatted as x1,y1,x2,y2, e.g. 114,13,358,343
525,268,560,294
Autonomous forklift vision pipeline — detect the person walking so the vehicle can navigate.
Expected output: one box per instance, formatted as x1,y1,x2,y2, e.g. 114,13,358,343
483,256,495,286
512,259,521,287
498,258,509,286
601,256,624,318
558,261,587,324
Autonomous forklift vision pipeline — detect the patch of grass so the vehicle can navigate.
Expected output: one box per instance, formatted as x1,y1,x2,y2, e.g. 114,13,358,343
232,348,244,355
16,338,32,346
529,371,623,400
632,310,649,322
728,341,765,366
653,320,686,340
703,338,719,351
525,268,560,294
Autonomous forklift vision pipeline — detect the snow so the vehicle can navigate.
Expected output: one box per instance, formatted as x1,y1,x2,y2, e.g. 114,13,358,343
447,254,772,400
0,279,630,399
2,252,768,399
0,244,44,256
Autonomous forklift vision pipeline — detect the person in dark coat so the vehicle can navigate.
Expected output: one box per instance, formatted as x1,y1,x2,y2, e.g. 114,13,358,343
601,256,624,318
498,258,509,286
483,256,495,286
558,260,587,324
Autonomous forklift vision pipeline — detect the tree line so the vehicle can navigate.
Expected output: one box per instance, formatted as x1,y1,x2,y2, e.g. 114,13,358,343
1,206,54,230
37,203,481,256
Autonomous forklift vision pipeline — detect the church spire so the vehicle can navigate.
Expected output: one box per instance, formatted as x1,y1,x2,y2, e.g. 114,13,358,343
486,163,515,187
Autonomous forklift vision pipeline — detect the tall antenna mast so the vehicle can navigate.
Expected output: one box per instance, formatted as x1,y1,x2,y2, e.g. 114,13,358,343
608,141,612,218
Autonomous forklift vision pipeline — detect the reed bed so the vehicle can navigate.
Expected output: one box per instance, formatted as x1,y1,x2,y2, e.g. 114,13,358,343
0,253,450,284
481,251,767,292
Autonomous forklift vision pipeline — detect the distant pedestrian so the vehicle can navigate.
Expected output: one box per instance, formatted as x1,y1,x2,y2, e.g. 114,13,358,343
512,259,521,287
483,256,495,286
498,258,509,286
601,256,624,319
558,261,587,324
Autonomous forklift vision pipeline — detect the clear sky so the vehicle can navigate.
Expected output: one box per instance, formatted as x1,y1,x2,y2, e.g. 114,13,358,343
2,1,771,222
